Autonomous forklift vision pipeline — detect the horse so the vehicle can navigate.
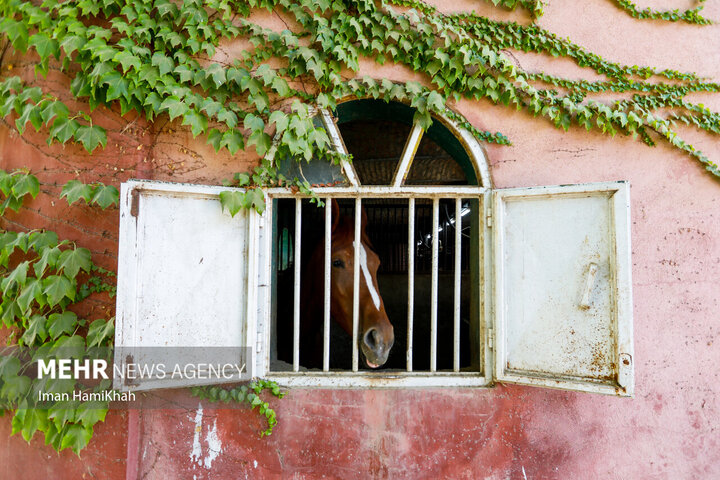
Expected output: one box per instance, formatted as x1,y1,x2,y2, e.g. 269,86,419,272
300,199,395,369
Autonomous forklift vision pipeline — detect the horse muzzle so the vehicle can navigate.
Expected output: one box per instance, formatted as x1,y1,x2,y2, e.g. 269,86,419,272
361,326,394,368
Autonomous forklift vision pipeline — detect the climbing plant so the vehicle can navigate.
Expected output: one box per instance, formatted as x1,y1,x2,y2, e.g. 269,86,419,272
1,0,719,455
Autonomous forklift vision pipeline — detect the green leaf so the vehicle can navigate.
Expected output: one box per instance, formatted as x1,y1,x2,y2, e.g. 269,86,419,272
90,185,119,209
60,424,93,455
61,180,94,205
29,34,60,61
20,408,48,442
43,275,74,306
34,246,61,278
2,375,31,402
219,190,245,217
15,104,42,134
28,231,58,251
86,318,114,348
102,71,129,102
221,129,244,154
151,52,174,76
49,116,80,144
16,278,43,314
247,188,266,214
75,402,108,427
113,50,141,73
11,174,40,199
206,63,226,88
40,101,69,125
57,248,92,278
159,96,187,121
74,125,107,152
271,77,290,97
48,312,78,340
269,110,289,133
21,314,48,345
206,128,223,152
182,110,208,137
2,260,29,296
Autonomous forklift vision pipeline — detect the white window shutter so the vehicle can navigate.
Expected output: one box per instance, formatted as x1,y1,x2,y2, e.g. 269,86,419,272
492,182,633,396
114,180,258,391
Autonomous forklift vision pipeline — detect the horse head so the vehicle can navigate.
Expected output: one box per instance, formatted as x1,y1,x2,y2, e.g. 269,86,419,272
302,200,395,368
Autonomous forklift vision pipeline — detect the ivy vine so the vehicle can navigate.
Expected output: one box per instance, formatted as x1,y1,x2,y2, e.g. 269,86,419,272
1,0,719,456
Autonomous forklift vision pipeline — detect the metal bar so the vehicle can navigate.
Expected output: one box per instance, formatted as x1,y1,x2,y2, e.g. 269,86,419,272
407,198,415,372
352,198,361,372
319,109,360,187
266,186,487,198
392,122,424,187
454,198,462,372
323,198,332,371
431,198,439,372
293,198,302,372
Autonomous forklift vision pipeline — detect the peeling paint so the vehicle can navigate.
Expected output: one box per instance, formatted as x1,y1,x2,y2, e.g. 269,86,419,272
190,403,203,466
203,419,222,469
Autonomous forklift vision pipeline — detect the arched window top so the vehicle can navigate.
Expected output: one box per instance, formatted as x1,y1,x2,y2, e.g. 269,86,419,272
335,99,482,186
276,100,491,189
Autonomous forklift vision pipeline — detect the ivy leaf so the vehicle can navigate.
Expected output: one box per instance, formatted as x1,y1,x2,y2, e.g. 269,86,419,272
28,231,59,251
49,116,80,144
243,113,264,133
43,275,75,306
1,375,31,402
40,101,69,125
102,71,129,101
16,278,43,314
269,110,289,133
90,185,119,209
271,77,290,97
113,50,141,73
74,125,107,153
206,128,223,152
221,129,244,155
61,180,94,205
159,96,187,121
19,409,49,442
206,63,226,88
151,52,173,76
219,190,245,217
57,248,92,278
48,312,78,340
86,318,114,348
21,314,48,345
2,260,29,296
15,104,42,134
247,188,266,214
75,402,108,428
29,34,60,61
34,246,61,278
11,173,40,199
60,424,93,455
182,110,208,137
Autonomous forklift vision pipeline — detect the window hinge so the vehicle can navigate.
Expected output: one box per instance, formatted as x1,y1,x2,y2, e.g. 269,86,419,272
256,332,263,353
488,328,494,349
486,212,492,228
130,189,140,217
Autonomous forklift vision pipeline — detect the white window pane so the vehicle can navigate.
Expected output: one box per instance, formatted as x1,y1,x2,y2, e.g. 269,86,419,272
114,180,255,391
493,182,633,396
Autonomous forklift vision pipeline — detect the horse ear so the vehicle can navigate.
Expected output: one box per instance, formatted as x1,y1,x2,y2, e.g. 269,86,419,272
331,198,340,233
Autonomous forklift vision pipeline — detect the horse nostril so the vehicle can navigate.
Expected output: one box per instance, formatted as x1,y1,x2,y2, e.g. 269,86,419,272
363,328,381,352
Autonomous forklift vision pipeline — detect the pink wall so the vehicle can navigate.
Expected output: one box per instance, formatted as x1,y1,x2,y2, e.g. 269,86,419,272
1,1,720,478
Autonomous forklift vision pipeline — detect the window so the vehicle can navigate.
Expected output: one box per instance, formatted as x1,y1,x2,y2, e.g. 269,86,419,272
114,100,634,396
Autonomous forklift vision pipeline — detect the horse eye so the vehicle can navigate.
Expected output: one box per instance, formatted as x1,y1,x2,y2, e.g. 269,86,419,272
332,259,345,268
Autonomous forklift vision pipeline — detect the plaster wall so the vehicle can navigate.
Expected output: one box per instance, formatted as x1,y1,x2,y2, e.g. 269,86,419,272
1,1,719,478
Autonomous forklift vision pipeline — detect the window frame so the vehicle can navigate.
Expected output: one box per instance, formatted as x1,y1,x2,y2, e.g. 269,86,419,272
113,104,634,396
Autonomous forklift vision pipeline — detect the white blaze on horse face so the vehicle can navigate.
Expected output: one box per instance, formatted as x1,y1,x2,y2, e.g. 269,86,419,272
354,241,381,311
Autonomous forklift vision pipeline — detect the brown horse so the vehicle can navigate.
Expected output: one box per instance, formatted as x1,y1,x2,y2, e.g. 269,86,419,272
301,200,394,368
